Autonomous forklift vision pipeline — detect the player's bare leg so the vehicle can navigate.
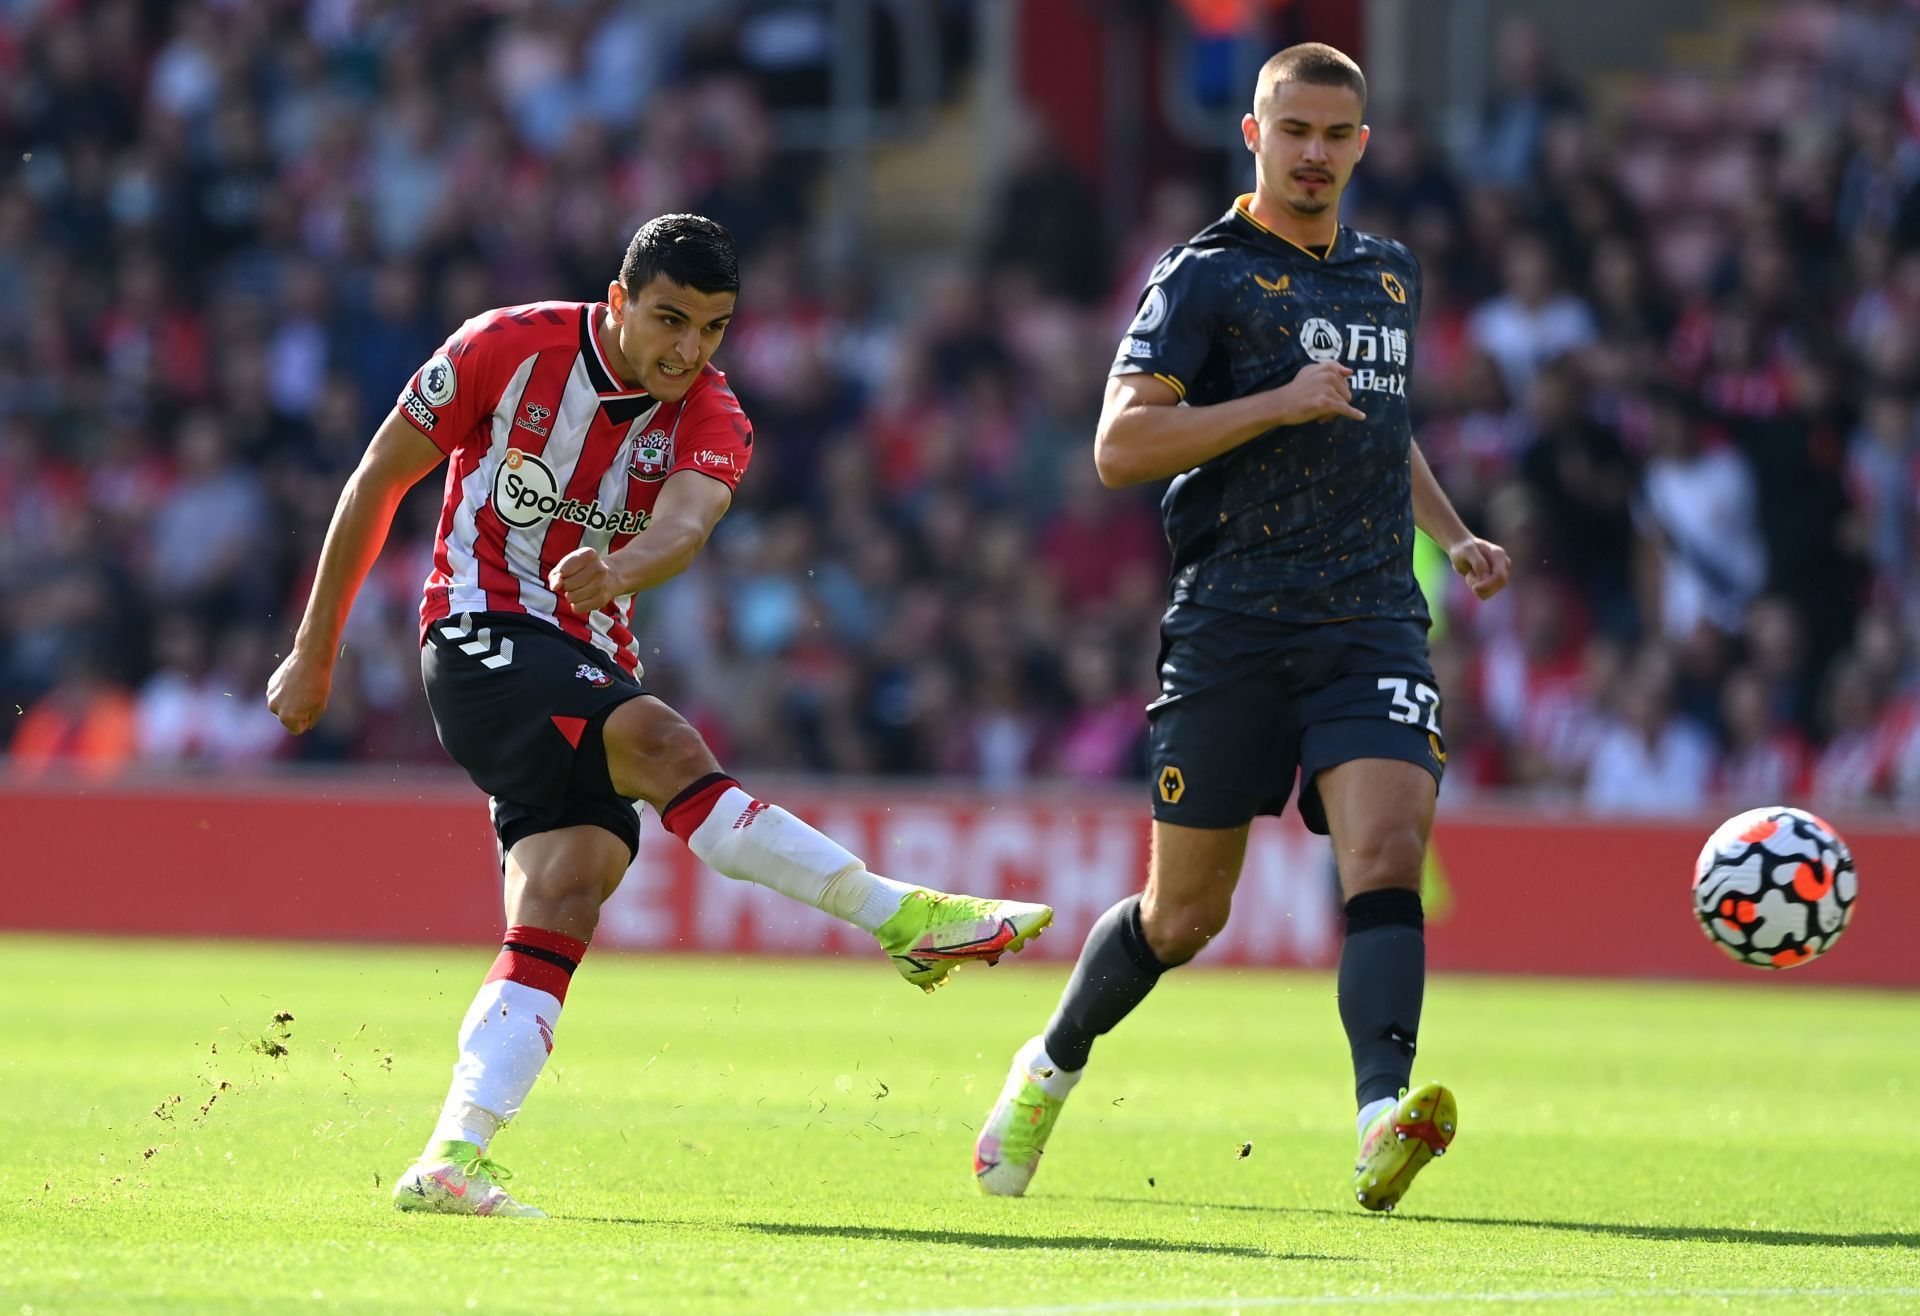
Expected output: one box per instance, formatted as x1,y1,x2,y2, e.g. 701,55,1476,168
603,696,1050,990
976,821,1247,1194
1316,757,1455,1211
395,825,628,1217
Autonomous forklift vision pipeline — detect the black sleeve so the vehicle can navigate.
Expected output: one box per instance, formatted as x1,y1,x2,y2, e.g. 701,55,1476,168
1108,247,1216,401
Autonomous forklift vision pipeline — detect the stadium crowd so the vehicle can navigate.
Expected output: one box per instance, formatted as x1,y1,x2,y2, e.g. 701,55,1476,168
5,0,1920,817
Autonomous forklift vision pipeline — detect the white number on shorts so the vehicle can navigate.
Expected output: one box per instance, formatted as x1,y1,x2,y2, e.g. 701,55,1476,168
1378,677,1440,733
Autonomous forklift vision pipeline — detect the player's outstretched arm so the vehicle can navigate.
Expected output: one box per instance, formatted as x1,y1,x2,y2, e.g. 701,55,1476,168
267,410,447,734
1094,364,1367,488
548,468,732,614
1409,439,1511,601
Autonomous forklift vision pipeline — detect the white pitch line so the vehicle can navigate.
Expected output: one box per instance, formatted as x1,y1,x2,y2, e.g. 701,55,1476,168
844,1286,1920,1316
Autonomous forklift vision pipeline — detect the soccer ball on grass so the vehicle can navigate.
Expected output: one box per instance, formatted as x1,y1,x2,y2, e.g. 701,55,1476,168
1692,806,1857,969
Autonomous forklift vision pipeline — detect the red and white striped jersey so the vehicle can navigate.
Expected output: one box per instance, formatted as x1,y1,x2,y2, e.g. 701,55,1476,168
395,301,753,675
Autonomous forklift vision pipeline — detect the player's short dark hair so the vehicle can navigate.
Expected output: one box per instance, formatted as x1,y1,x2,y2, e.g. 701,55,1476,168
620,214,739,296
1255,43,1367,115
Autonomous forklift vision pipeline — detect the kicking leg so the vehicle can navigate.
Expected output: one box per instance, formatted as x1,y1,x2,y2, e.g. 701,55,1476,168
975,820,1247,1196
395,825,628,1218
603,695,1051,990
1316,757,1455,1212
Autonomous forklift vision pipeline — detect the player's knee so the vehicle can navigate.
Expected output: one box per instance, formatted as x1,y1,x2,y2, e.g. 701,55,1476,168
513,864,604,938
1141,889,1232,965
1338,826,1426,896
605,699,714,783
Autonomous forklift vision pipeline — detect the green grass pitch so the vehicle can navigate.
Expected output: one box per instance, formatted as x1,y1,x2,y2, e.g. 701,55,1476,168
3,936,1916,1314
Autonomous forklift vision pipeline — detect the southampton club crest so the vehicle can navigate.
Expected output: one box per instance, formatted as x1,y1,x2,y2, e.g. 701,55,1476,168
631,428,673,482
575,663,611,687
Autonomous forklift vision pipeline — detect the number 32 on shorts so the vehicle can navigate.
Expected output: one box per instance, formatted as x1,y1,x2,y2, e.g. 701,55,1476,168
1378,677,1441,733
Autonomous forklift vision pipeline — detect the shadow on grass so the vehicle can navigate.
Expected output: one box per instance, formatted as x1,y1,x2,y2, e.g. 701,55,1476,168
1415,1213,1918,1251
1085,1196,1915,1251
579,1215,1341,1259
741,1220,1338,1259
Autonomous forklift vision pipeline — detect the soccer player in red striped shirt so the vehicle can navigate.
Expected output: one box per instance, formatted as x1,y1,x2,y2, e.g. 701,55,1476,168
268,215,1051,1217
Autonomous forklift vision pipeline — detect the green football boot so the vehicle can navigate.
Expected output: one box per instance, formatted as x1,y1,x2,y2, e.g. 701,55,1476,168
393,1139,547,1218
1353,1081,1457,1213
875,889,1053,992
974,1036,1075,1196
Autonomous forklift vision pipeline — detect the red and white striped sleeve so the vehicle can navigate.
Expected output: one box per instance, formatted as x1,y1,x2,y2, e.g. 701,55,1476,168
395,312,512,455
666,369,754,491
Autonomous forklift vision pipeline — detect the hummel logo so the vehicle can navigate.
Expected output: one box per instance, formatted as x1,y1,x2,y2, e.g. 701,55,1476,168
733,799,770,829
515,402,552,437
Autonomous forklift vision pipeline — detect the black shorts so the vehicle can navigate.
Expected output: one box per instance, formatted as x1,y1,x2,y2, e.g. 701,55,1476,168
1146,606,1444,833
422,611,647,860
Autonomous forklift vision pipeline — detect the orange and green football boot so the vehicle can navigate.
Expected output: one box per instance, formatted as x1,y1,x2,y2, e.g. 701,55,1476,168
876,890,1052,992
974,1036,1074,1196
1353,1081,1457,1212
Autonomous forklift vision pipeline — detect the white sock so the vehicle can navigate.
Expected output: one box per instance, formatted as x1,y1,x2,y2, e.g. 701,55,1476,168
1357,1095,1396,1139
427,978,563,1155
682,786,917,932
1020,1036,1083,1101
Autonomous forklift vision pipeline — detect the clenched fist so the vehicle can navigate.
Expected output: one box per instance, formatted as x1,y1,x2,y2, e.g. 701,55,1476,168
267,650,332,734
1447,535,1512,601
548,546,628,613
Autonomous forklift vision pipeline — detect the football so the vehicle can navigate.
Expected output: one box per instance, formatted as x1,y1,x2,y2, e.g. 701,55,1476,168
1692,807,1858,969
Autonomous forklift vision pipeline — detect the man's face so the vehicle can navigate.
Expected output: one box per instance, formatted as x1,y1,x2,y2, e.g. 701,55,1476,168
607,274,736,401
1242,81,1368,218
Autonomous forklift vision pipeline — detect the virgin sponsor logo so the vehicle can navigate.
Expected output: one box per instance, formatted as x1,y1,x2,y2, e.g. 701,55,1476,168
493,448,650,533
693,449,734,470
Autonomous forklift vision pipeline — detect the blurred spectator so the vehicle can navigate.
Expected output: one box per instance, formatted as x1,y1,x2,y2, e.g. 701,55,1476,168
1515,357,1636,633
1715,665,1809,803
1476,17,1584,193
1634,390,1766,642
1466,233,1597,402
12,645,138,780
1829,0,1920,102
1736,354,1863,668
1583,646,1716,814
1848,388,1917,601
1037,461,1167,618
690,81,810,261
1808,655,1896,804
136,615,219,764
1051,631,1148,782
1838,96,1920,241
144,412,272,614
984,122,1112,306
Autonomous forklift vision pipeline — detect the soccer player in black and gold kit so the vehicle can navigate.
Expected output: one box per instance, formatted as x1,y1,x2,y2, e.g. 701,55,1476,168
974,44,1511,1212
